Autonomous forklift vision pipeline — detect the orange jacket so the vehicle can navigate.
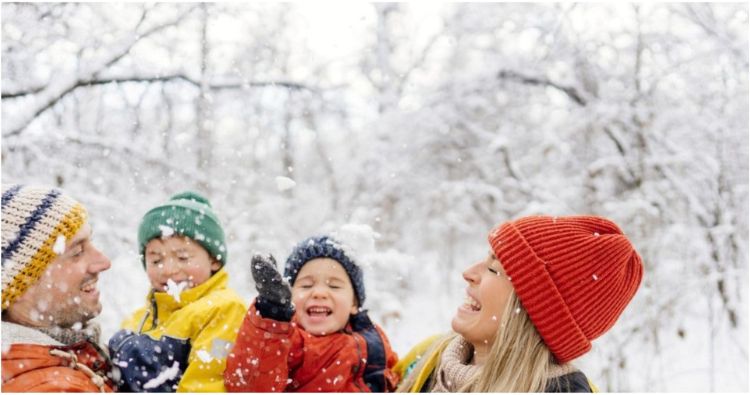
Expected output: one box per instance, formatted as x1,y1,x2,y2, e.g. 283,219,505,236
225,301,399,392
2,340,114,392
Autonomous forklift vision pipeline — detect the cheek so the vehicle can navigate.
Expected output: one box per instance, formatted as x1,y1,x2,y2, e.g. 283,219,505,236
291,290,306,303
146,268,159,280
482,282,512,318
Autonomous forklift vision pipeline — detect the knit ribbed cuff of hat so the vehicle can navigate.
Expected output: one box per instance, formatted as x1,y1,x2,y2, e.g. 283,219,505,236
489,222,590,363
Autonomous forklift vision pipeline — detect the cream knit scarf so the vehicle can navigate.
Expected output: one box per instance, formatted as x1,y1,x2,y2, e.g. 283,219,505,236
37,321,102,346
431,336,579,392
431,336,478,392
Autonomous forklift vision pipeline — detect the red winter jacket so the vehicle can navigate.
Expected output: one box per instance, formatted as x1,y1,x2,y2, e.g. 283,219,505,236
2,322,114,392
225,302,399,392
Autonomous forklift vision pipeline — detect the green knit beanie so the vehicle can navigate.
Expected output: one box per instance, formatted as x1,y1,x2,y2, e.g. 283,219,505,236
138,191,227,268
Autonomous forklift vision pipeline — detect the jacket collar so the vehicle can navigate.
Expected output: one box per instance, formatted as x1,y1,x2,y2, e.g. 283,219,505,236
149,268,229,314
1,320,63,350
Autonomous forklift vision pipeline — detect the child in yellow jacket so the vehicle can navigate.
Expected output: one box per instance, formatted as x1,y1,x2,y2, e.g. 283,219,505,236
108,191,247,392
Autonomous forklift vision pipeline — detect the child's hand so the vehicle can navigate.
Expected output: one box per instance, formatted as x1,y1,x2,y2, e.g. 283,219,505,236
251,254,294,321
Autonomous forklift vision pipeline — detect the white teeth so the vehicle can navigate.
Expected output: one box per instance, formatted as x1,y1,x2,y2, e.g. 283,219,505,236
308,307,331,314
81,280,97,292
463,295,481,310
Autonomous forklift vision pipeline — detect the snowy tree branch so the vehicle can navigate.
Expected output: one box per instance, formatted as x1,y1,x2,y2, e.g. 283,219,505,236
2,5,199,139
497,69,587,106
1,75,314,100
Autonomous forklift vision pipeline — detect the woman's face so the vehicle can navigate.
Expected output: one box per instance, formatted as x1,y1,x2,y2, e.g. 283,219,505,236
451,251,514,350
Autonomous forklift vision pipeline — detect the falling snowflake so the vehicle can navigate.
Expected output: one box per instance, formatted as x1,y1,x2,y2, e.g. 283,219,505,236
53,235,66,254
165,279,188,302
275,176,296,191
196,349,213,363
159,225,175,238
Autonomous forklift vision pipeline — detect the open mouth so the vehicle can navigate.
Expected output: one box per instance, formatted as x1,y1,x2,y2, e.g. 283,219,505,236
306,306,332,317
462,294,481,312
80,279,98,294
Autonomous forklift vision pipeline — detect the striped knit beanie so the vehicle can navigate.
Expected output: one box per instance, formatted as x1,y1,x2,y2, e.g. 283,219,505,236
284,235,366,306
1,184,88,310
488,215,643,363
138,191,227,268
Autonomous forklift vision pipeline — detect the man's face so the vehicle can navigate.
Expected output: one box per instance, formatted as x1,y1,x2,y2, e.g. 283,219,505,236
7,223,111,328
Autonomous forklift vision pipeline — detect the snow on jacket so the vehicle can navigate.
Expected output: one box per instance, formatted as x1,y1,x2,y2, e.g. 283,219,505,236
1,321,114,392
224,301,399,392
108,269,247,392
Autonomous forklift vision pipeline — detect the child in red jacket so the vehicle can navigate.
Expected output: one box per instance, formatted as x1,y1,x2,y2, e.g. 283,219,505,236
225,236,399,392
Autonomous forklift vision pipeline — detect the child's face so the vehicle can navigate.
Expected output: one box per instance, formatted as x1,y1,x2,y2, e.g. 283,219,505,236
291,258,358,336
145,235,220,292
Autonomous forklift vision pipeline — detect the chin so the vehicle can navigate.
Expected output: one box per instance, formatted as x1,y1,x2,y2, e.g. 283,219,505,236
450,316,465,334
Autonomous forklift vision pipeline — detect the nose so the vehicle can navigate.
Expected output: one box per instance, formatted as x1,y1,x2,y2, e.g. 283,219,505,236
160,258,180,276
462,261,481,285
88,244,112,273
310,285,328,299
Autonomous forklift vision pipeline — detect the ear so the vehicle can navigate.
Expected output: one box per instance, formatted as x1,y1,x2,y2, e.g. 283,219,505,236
211,260,221,272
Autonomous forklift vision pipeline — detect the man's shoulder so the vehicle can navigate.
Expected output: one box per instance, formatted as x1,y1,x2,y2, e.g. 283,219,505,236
3,331,114,392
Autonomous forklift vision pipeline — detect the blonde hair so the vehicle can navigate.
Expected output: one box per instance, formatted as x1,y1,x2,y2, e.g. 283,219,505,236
397,293,556,392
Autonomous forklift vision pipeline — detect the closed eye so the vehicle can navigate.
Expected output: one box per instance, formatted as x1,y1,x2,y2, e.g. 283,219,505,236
488,267,499,275
71,247,84,257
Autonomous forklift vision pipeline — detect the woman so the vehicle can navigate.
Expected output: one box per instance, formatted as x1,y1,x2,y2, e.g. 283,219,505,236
396,215,643,392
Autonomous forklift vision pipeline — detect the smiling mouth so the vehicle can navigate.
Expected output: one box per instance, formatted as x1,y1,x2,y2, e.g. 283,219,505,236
80,279,98,294
307,306,332,317
463,295,481,312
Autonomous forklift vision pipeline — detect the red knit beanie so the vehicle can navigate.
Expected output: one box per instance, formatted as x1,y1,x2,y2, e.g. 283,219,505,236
488,215,643,363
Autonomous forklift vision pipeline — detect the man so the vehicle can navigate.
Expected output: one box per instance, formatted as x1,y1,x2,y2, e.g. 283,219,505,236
2,184,114,392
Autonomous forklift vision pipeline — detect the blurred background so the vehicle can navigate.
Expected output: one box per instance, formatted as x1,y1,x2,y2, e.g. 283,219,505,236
2,3,747,391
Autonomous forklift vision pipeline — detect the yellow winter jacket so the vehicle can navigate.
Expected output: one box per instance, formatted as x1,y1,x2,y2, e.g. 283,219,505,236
108,269,247,392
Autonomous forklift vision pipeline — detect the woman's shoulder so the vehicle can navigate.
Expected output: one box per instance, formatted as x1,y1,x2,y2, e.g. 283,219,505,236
394,333,448,381
545,370,596,393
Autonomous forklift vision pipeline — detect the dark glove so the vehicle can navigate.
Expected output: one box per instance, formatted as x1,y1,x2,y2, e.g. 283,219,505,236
251,254,294,321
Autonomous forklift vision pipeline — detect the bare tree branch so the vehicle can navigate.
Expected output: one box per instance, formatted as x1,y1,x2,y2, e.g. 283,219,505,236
497,69,587,106
2,74,315,100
